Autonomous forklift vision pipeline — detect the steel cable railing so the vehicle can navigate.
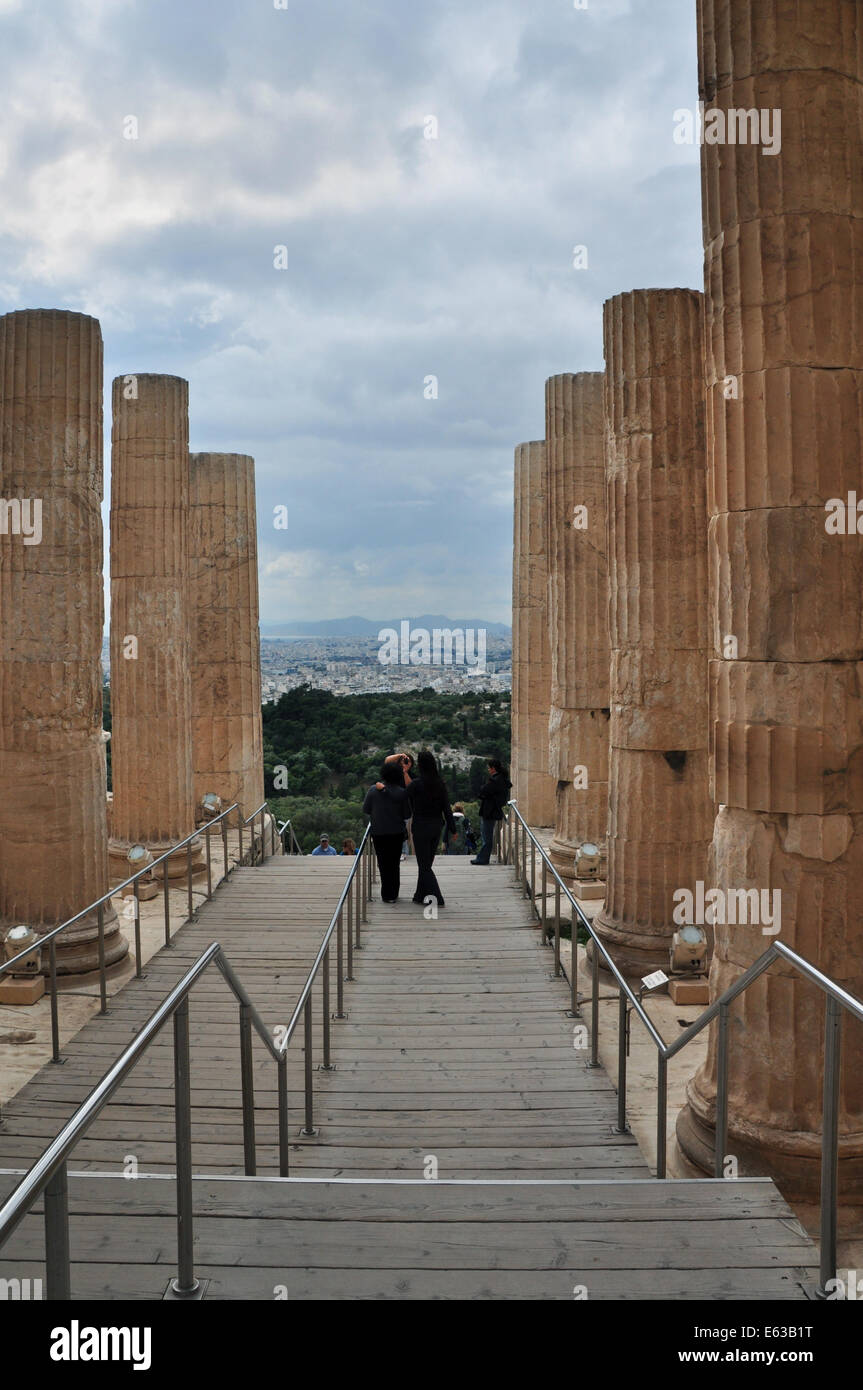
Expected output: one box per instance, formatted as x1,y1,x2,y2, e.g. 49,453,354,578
502,799,863,1299
0,828,375,1300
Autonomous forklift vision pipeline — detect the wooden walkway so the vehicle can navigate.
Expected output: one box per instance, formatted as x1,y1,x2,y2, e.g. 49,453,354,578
0,855,819,1299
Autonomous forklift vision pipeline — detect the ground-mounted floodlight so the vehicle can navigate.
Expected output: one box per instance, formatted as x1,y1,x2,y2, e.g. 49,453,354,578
0,924,45,1005
670,923,708,974
575,842,601,880
200,793,222,820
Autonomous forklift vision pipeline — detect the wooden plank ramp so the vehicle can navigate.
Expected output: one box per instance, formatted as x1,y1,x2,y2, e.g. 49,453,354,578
0,856,818,1299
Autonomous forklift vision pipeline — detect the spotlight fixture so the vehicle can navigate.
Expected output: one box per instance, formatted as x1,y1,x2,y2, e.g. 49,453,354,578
201,793,222,819
575,842,601,880
670,924,708,974
4,924,42,977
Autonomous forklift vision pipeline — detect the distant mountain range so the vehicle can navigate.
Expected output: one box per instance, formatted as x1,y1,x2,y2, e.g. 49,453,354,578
260,615,511,638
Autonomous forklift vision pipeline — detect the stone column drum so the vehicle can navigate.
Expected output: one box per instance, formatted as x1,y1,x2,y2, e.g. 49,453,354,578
511,440,556,827
677,0,863,1199
545,374,610,883
190,453,265,821
0,310,125,973
594,290,713,975
109,375,203,879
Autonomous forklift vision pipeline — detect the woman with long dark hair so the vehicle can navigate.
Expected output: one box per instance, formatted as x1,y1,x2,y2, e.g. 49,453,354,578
471,757,512,865
363,759,410,902
407,749,456,908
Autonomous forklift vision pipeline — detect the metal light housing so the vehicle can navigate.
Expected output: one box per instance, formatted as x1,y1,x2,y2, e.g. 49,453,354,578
5,924,42,976
201,793,222,820
670,923,708,973
575,842,601,880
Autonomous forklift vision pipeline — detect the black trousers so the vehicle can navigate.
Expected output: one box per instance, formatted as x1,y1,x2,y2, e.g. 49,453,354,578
372,833,403,901
411,817,444,905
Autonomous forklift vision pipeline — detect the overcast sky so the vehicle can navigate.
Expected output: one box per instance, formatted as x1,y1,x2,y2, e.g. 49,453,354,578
0,0,702,625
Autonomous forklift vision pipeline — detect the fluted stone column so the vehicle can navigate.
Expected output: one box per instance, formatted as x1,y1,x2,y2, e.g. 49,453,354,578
0,310,125,973
594,290,712,975
546,374,610,883
512,441,556,827
677,0,863,1200
109,375,202,879
190,453,265,821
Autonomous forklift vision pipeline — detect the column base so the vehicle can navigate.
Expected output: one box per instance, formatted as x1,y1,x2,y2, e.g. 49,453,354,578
676,1082,863,1205
591,910,673,976
25,902,129,977
109,837,206,883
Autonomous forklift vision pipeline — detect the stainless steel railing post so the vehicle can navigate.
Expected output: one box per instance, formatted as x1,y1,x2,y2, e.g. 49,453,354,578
301,998,316,1136
186,842,193,921
530,841,536,905
321,947,333,1069
205,824,212,899
49,939,61,1064
615,990,629,1134
97,903,108,1015
818,996,842,1296
240,1003,257,1176
336,907,346,1019
163,862,171,947
171,996,200,1297
347,877,355,982
222,814,229,873
588,950,600,1069
277,1056,290,1177
44,1160,71,1301
238,814,244,866
715,1001,730,1179
656,1053,668,1179
133,880,143,979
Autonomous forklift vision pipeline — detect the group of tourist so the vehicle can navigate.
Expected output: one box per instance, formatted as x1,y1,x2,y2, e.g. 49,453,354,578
362,751,512,907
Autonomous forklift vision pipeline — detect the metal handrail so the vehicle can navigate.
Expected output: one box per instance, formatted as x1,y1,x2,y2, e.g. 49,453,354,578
0,799,278,1105
502,799,863,1298
0,829,377,1300
278,818,304,855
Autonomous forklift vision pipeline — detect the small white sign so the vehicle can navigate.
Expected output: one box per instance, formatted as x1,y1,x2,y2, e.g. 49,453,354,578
642,970,669,991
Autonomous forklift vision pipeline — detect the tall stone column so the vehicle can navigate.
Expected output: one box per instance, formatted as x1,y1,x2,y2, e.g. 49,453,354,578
0,310,125,973
546,374,610,883
677,0,863,1200
511,441,556,827
190,453,265,820
594,290,712,975
109,375,202,879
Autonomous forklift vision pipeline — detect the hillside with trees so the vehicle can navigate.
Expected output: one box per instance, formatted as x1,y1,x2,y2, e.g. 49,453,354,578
263,685,511,853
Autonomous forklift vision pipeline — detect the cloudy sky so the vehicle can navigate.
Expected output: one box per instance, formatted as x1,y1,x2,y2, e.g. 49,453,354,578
0,0,702,625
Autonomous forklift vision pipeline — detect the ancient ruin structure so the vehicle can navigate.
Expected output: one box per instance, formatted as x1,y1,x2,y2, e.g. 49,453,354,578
108,374,202,880
677,0,863,1198
545,373,610,883
595,290,712,975
0,310,126,973
511,440,556,826
190,452,265,820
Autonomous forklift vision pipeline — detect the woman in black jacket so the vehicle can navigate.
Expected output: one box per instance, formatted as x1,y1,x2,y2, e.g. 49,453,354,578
363,760,410,902
471,758,512,865
407,750,456,908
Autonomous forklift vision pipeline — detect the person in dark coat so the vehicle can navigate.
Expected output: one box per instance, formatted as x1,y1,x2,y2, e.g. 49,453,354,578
471,758,512,865
407,750,456,908
363,760,410,902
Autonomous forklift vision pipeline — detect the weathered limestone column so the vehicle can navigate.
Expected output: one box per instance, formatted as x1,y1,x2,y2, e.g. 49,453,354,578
0,310,126,973
190,453,265,820
545,374,610,884
511,441,556,827
594,290,712,975
109,375,202,879
677,0,863,1199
